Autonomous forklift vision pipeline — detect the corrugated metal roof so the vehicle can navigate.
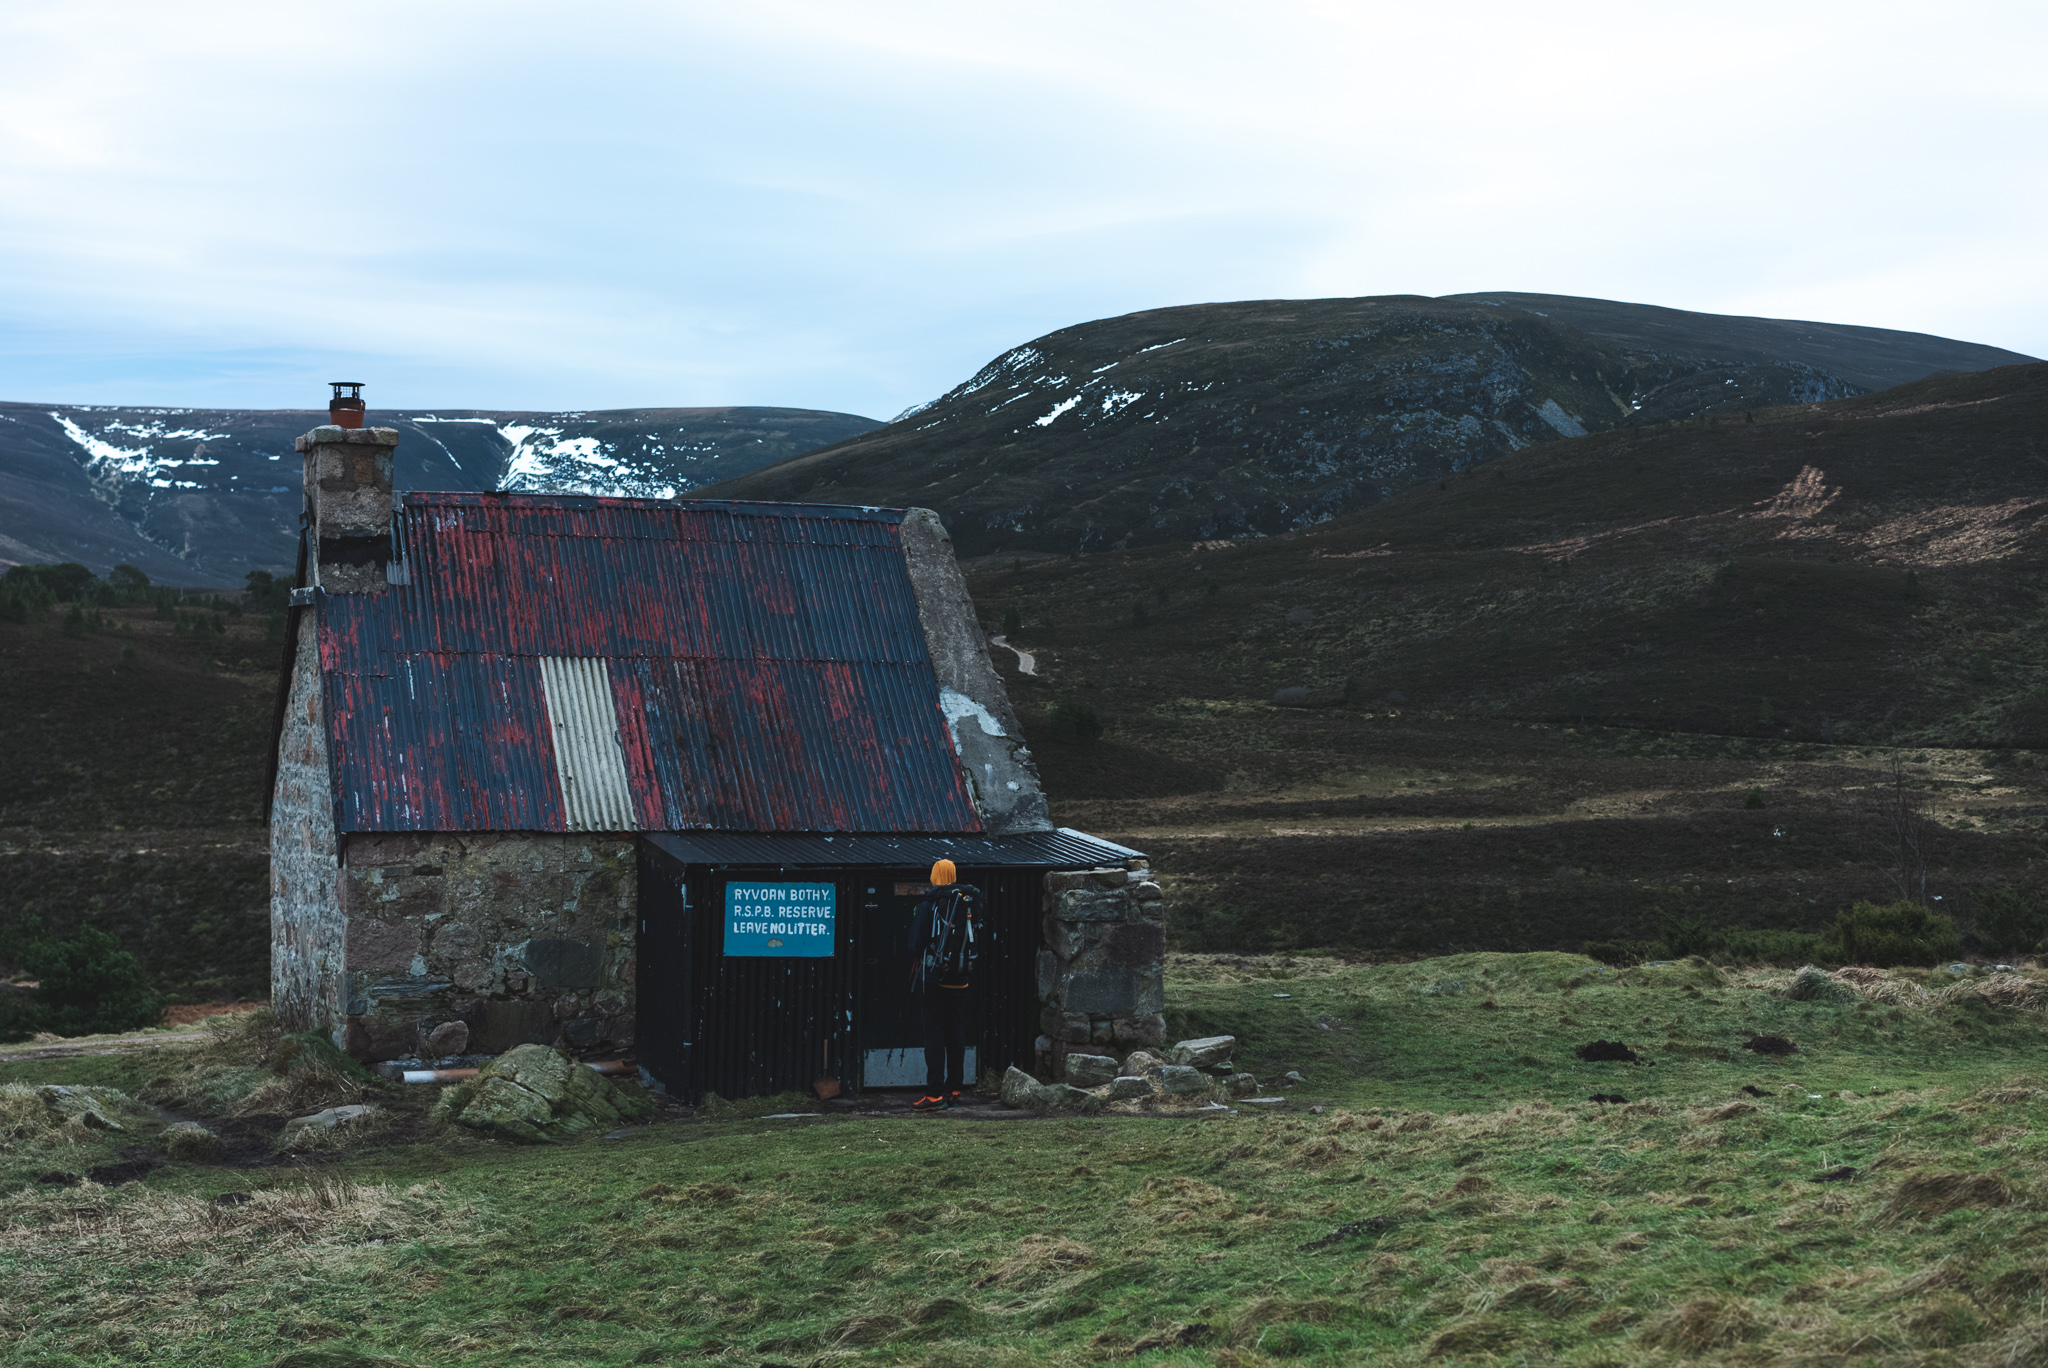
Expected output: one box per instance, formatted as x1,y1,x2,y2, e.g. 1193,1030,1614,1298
539,656,636,831
641,828,1145,870
321,495,983,834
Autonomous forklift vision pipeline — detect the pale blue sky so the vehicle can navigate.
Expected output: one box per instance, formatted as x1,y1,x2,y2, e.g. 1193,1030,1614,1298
1,1,2041,417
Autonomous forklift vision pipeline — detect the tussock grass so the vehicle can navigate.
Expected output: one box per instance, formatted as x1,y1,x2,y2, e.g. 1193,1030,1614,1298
0,1179,483,1363
141,1008,378,1120
0,1082,144,1144
696,1089,821,1119
3,951,2046,1365
0,1081,166,1189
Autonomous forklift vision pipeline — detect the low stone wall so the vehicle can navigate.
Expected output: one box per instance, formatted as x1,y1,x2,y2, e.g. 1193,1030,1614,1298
333,832,636,1061
1036,861,1166,1078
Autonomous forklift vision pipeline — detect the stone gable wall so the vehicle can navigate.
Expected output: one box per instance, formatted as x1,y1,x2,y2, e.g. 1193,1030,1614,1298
1036,860,1166,1077
271,611,345,1034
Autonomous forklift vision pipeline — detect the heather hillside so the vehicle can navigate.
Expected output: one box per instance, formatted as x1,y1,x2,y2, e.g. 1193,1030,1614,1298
702,294,2034,556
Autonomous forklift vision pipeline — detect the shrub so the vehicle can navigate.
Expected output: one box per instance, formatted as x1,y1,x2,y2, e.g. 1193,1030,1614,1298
1658,914,1721,959
1046,699,1103,746
3,563,97,602
1743,786,1766,809
28,925,165,1036
245,569,293,613
1970,887,2048,956
1590,923,1825,967
1825,900,1962,968
1000,605,1022,637
1715,928,1826,963
0,989,41,1043
1583,938,1658,967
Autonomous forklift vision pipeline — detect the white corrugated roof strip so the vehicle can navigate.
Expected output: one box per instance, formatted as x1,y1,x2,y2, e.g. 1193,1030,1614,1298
538,656,637,832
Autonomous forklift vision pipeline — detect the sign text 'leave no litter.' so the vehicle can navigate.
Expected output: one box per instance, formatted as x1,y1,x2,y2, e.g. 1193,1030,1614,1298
724,882,836,957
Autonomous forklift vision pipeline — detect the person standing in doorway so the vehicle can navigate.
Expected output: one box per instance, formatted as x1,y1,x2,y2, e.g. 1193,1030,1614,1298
909,859,979,1111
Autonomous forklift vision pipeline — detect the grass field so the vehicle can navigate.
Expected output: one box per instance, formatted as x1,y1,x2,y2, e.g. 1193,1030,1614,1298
3,953,2043,1367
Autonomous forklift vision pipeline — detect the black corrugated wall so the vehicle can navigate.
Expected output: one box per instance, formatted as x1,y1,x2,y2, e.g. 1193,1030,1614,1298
635,849,1049,1103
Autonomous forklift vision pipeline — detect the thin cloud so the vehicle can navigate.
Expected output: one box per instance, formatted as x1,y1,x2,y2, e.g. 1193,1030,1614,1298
0,0,2040,412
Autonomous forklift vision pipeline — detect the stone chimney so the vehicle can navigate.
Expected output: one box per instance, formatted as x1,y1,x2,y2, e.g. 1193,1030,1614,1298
297,422,399,594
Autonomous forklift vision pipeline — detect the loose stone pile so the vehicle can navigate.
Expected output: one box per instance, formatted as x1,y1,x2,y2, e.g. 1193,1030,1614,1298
1001,1035,1258,1110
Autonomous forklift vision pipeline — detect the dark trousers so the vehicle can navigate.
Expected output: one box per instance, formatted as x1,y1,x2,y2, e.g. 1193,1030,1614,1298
920,988,968,1093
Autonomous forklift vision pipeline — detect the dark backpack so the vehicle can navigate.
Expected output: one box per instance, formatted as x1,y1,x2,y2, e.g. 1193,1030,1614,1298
914,886,980,990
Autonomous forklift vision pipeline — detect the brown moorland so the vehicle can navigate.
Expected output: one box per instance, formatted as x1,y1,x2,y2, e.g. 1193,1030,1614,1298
969,364,2048,955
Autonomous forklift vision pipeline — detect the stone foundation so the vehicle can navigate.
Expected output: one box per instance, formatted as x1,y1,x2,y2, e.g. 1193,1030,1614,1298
1036,860,1166,1078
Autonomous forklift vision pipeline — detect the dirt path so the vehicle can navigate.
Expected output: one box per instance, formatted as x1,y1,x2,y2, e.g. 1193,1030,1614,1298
989,634,1037,676
0,1028,210,1064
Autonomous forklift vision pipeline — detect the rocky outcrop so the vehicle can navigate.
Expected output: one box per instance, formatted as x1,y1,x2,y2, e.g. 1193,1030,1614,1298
433,1044,650,1144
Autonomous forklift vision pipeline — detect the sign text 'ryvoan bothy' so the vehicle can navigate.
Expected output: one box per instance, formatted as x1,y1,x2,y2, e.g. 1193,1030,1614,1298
723,882,836,957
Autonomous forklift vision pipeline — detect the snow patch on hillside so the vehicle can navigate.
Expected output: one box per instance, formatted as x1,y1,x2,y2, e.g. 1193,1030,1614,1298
50,413,219,485
960,346,1044,397
1099,390,1145,417
496,424,676,499
1034,396,1084,427
1534,399,1587,438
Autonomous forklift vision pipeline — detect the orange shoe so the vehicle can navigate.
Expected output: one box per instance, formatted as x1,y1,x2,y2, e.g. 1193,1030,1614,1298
912,1094,945,1111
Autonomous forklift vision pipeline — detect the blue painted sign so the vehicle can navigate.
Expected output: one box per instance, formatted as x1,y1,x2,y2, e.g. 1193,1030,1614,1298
724,882,837,957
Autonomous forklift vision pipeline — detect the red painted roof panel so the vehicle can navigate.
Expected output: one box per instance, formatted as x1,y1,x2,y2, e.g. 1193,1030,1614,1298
319,495,981,834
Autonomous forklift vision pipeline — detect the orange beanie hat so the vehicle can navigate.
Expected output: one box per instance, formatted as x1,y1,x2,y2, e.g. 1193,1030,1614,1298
929,859,957,886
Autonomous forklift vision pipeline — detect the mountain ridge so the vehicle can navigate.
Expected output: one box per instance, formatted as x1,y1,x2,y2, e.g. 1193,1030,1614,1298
698,293,2036,557
0,403,882,587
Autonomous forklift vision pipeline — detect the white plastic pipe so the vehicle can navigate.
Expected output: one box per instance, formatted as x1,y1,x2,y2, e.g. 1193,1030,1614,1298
400,1059,634,1083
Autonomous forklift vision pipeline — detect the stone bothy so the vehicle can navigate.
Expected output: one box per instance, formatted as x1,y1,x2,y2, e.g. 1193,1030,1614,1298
268,419,1161,1095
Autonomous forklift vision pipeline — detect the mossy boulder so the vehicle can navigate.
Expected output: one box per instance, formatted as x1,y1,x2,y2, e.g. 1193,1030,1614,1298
37,1084,128,1132
433,1044,651,1144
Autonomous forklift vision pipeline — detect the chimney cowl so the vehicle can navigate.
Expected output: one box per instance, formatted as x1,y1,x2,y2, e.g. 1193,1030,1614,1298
328,381,367,430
